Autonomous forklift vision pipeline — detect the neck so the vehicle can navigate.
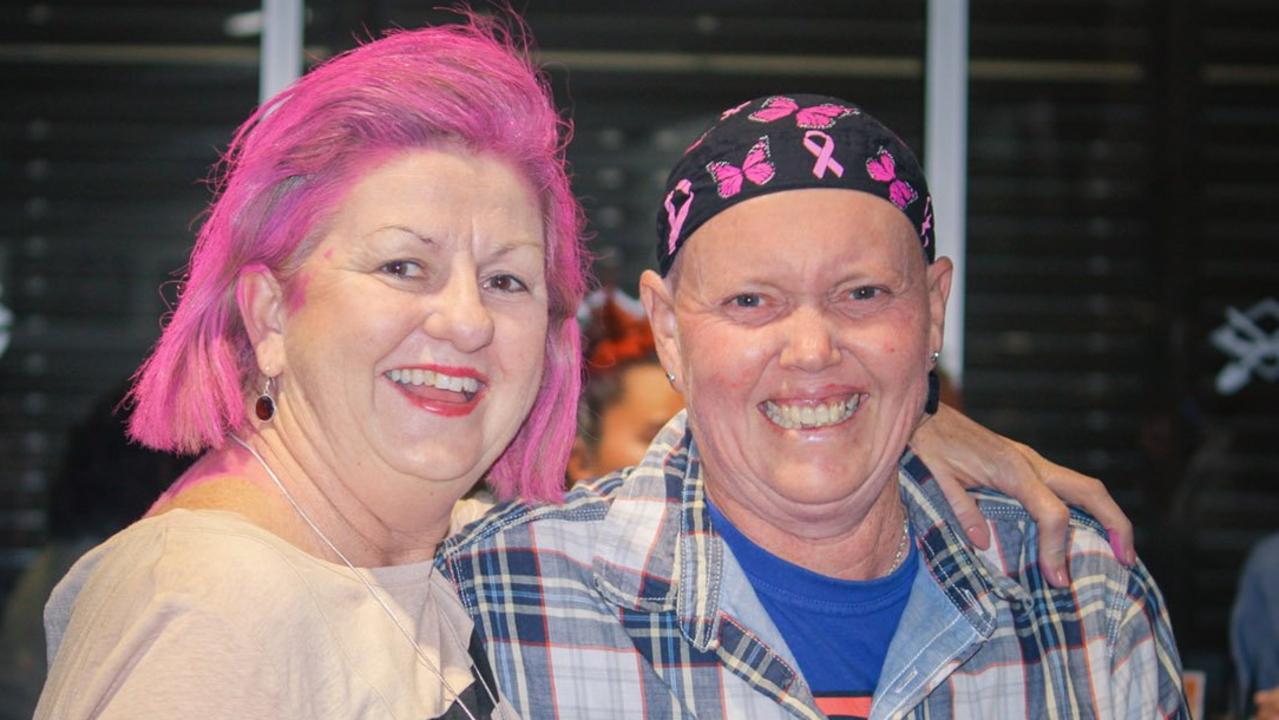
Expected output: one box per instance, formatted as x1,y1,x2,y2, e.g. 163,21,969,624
705,478,908,580
254,426,462,566
163,426,461,567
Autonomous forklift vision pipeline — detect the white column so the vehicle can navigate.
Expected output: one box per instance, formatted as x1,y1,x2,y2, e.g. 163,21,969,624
925,0,969,385
260,0,304,103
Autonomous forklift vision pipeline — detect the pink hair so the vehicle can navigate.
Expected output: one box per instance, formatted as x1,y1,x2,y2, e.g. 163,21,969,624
128,19,587,503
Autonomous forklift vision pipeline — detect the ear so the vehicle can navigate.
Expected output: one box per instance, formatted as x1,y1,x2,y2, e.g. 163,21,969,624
236,264,287,378
925,257,954,360
638,269,684,393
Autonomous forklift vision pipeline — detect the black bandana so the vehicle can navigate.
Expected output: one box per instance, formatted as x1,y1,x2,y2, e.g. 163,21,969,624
656,94,935,275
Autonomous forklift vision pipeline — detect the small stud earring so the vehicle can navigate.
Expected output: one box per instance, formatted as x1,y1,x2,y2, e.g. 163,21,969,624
255,376,277,421
664,370,676,386
929,351,940,365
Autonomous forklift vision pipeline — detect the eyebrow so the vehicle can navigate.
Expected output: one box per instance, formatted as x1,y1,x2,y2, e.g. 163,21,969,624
489,240,544,259
369,225,434,245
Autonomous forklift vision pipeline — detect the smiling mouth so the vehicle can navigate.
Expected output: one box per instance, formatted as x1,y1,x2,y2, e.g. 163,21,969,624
386,368,481,402
761,394,864,430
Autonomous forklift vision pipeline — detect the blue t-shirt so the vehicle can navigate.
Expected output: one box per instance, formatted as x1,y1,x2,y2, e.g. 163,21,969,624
707,500,917,720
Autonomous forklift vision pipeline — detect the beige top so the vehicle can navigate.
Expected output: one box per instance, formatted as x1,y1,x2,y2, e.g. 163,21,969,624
36,509,516,719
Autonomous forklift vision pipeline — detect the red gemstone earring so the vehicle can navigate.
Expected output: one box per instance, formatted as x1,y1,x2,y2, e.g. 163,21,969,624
255,376,276,421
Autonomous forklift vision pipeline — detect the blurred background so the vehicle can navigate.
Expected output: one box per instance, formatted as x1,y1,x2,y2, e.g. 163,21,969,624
2,0,1276,716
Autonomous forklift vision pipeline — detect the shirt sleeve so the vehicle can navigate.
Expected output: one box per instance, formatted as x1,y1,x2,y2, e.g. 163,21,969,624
35,527,285,719
37,599,281,719
1108,559,1192,720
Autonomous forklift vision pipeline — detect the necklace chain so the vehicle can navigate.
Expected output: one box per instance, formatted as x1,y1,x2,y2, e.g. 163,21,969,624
886,515,911,575
230,435,497,719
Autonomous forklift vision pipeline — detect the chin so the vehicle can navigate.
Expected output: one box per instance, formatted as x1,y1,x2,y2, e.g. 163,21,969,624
766,462,880,505
385,445,480,485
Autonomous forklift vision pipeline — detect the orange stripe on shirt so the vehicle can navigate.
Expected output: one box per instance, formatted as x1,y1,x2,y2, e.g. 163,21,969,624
814,694,872,718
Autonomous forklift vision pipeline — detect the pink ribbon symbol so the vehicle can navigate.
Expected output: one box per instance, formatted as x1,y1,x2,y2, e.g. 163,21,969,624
664,179,694,254
803,130,844,179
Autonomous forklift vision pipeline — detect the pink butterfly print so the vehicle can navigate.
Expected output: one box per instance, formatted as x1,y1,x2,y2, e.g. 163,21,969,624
865,148,918,209
748,96,857,129
706,136,776,198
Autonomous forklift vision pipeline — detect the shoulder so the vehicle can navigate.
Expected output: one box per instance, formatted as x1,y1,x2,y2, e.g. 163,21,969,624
959,488,1139,599
39,511,322,718
965,488,1174,640
443,472,627,557
440,473,629,608
1242,533,1279,574
47,510,332,649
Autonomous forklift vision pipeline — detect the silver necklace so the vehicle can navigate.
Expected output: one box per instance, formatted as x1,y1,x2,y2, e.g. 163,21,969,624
885,515,912,575
230,435,497,719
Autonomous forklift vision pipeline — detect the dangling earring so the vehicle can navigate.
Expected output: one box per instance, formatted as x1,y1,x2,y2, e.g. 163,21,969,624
925,370,940,415
255,376,276,421
924,351,941,414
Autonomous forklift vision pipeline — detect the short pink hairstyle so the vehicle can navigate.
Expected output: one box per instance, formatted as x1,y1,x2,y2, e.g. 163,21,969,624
128,19,588,503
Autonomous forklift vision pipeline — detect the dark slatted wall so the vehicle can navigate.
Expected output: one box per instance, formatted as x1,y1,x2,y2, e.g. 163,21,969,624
1,2,260,595
2,1,1276,713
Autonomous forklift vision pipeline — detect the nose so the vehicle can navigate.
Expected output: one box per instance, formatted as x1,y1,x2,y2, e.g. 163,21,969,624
422,269,495,353
778,305,841,372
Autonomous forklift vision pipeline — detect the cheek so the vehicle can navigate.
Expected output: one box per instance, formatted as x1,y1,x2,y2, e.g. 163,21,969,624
499,315,549,392
687,327,770,396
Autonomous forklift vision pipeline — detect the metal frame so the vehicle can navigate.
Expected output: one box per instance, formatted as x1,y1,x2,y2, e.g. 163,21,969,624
925,0,969,385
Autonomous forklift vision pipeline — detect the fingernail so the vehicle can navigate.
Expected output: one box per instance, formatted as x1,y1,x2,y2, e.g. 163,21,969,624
1107,529,1123,559
966,525,980,540
1107,529,1134,566
1054,568,1069,586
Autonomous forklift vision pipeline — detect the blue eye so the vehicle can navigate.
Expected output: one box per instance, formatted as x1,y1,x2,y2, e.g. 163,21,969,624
732,293,762,308
850,286,882,300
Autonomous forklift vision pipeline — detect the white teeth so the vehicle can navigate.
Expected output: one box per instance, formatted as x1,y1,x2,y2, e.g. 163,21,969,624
763,396,861,430
387,368,481,395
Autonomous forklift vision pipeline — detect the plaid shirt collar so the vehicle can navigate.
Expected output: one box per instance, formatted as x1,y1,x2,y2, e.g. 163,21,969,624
587,411,1019,655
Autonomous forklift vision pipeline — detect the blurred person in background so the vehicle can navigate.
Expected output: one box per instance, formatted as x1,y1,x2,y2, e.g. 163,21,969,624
1233,533,1279,720
568,294,684,484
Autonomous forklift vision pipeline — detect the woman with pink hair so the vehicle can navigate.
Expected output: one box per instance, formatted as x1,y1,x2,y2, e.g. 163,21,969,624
35,15,1132,720
36,19,578,719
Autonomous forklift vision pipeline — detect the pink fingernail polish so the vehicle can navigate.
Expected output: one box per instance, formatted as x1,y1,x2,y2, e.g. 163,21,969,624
1107,529,1130,565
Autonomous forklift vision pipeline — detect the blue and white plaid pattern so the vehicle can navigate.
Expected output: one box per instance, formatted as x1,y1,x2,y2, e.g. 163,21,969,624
442,412,1188,719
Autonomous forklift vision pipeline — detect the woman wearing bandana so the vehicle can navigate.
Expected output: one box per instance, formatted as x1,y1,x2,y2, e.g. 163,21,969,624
443,96,1189,719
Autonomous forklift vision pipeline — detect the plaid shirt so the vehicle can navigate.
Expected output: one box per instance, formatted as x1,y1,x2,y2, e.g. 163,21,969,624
442,412,1188,719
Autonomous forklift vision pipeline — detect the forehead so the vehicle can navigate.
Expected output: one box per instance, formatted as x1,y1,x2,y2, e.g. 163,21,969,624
675,188,921,284
336,147,545,243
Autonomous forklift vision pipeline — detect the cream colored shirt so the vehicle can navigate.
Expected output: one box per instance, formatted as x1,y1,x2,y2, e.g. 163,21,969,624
37,509,515,719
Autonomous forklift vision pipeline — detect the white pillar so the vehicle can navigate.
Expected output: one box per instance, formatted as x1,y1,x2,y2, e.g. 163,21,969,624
925,0,969,385
260,0,304,103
